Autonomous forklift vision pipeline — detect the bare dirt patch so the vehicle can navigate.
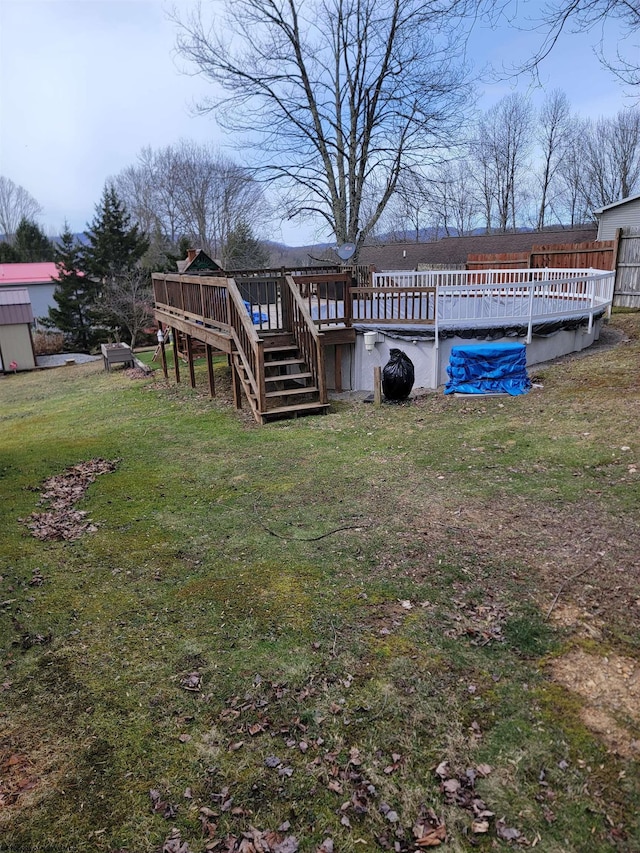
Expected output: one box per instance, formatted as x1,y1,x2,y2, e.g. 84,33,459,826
431,496,640,636
550,650,640,758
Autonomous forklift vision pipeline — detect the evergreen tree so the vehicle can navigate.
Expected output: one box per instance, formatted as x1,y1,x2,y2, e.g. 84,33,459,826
83,184,150,338
0,241,19,262
222,221,270,270
45,225,100,351
84,185,149,281
13,217,55,261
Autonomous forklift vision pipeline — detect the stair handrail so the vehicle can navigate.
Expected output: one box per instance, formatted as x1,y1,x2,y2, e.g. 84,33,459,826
283,274,327,404
226,277,266,412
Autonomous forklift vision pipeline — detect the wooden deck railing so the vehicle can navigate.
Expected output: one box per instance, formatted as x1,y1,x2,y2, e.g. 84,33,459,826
226,279,266,413
282,275,327,404
294,272,352,329
153,274,231,331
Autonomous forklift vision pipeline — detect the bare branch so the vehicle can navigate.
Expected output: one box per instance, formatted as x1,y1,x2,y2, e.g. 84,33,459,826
173,0,476,254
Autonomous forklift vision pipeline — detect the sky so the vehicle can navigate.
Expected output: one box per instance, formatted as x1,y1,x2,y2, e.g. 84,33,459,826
0,0,636,246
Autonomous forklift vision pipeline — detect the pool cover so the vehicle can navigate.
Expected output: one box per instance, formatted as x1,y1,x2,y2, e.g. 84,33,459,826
444,343,530,396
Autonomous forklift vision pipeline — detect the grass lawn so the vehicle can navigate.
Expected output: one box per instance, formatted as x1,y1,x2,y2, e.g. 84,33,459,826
1,314,639,853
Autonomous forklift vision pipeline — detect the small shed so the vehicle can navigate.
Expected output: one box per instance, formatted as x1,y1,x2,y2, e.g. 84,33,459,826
0,289,36,372
595,193,640,240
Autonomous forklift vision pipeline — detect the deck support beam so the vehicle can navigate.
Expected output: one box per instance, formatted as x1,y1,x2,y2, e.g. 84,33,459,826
231,360,242,409
334,344,343,393
171,327,180,384
158,322,169,380
206,344,216,398
186,334,196,389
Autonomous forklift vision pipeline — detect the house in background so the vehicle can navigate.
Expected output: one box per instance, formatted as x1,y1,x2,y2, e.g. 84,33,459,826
0,289,36,372
595,193,640,239
0,262,59,326
176,248,223,274
357,227,598,270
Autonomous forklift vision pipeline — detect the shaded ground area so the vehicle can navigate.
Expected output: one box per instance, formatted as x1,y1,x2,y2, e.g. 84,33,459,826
1,313,639,852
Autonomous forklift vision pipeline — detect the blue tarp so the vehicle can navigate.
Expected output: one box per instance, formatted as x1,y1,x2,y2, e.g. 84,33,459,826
444,343,530,396
243,300,268,325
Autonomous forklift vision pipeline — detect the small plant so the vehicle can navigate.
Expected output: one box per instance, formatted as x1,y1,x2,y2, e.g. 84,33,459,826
32,329,64,355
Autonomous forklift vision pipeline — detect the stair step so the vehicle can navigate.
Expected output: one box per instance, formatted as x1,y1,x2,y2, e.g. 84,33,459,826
265,372,313,383
265,386,318,398
264,345,298,354
262,401,330,417
264,358,305,368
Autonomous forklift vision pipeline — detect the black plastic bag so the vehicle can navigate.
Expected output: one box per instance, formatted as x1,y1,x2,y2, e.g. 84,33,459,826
382,348,415,401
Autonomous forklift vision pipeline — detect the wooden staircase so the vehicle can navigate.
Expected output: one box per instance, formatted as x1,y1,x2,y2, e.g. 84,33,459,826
233,333,329,424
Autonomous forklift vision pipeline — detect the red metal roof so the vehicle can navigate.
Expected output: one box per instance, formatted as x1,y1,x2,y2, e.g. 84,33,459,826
0,262,59,285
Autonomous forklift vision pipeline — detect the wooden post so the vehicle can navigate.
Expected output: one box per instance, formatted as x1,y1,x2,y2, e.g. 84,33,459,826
231,360,242,409
373,366,382,406
206,343,216,398
171,328,180,384
334,344,343,393
186,334,196,389
158,323,168,380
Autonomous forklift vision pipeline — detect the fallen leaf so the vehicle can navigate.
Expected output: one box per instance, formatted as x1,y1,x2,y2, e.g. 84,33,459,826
181,672,202,691
471,819,490,833
278,766,294,777
434,761,448,779
497,820,521,841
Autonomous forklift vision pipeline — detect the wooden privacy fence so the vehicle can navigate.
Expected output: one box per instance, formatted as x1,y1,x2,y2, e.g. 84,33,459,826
614,228,640,308
467,239,616,271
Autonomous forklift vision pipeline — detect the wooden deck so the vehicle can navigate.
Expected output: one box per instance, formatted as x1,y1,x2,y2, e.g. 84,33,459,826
152,267,359,424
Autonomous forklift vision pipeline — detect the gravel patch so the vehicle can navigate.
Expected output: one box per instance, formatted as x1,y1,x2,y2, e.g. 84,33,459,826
36,353,101,368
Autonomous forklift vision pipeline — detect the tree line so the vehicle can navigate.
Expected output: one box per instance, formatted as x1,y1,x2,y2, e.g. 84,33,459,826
380,94,640,242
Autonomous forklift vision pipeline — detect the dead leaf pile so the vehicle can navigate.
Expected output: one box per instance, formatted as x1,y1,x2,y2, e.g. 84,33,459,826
0,752,39,807
124,367,151,379
210,676,451,850
20,458,119,541
443,593,511,647
375,805,446,850
150,788,179,820
162,828,194,853
201,826,299,853
435,761,526,844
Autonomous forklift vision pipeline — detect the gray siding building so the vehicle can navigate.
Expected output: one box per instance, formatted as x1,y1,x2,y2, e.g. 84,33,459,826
595,194,640,240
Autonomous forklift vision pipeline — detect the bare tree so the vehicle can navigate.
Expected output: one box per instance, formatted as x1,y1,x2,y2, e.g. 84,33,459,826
101,268,153,350
475,94,533,232
485,1,640,94
114,142,267,258
173,0,476,256
553,118,593,226
427,159,481,237
535,90,572,230
582,108,640,209
383,171,436,242
0,176,43,240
